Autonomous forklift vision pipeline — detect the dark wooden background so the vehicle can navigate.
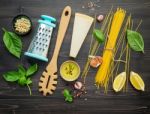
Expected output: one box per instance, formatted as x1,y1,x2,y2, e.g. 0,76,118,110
0,0,150,114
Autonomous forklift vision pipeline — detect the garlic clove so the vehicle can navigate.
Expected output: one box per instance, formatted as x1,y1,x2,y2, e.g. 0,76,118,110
97,15,104,22
89,56,103,68
74,81,83,90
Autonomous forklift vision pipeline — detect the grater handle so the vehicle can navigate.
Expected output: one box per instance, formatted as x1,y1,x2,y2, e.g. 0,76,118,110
50,6,71,64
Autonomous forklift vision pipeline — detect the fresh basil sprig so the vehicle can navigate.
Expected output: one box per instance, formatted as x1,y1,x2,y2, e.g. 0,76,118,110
93,29,105,43
63,89,73,103
127,30,144,53
3,64,38,95
2,28,22,58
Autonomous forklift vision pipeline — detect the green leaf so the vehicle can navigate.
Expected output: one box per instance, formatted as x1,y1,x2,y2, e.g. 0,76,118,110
18,65,26,76
63,89,73,102
127,30,144,53
2,28,22,58
26,64,38,77
63,89,70,97
26,78,32,85
93,29,105,43
65,96,73,102
3,71,20,82
18,76,27,86
3,64,37,95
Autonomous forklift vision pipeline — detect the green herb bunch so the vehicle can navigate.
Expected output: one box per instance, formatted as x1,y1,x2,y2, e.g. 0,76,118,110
3,64,38,95
63,89,73,103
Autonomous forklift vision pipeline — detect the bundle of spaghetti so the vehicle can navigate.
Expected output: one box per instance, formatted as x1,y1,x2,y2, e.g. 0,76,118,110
81,8,113,83
95,8,126,89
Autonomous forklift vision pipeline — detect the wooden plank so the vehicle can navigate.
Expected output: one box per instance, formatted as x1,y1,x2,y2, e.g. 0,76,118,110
0,0,150,114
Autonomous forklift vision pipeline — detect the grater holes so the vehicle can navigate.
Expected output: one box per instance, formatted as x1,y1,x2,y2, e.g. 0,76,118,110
39,48,42,51
47,35,50,38
39,32,41,36
39,27,41,30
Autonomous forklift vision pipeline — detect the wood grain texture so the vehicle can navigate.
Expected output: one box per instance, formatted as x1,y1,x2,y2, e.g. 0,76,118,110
0,0,150,114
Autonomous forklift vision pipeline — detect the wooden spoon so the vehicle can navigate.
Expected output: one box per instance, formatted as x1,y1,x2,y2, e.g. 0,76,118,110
39,6,71,96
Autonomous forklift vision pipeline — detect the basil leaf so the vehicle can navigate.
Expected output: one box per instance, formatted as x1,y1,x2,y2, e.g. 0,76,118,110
2,28,22,58
26,78,32,85
127,30,144,53
18,65,26,76
3,71,20,82
63,89,73,102
63,89,70,97
65,96,73,102
93,29,105,43
18,76,27,86
3,64,37,96
26,64,38,77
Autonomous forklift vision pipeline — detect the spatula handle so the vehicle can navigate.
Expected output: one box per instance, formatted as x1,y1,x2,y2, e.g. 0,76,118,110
52,6,71,60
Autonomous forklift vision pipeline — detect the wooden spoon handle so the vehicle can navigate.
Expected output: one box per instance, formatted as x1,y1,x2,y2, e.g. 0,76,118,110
53,6,71,60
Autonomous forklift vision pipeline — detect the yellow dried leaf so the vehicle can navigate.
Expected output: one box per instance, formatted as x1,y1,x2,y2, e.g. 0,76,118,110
130,71,145,91
113,72,126,92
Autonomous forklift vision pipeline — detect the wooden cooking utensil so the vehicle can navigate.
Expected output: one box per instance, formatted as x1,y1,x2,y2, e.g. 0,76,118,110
39,6,71,96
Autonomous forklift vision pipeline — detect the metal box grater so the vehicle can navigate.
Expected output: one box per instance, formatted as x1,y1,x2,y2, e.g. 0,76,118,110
25,15,56,62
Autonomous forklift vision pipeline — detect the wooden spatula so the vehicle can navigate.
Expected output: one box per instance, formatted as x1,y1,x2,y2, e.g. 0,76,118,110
39,6,71,96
